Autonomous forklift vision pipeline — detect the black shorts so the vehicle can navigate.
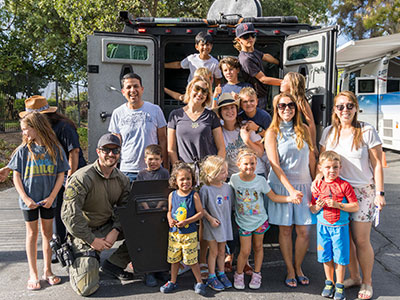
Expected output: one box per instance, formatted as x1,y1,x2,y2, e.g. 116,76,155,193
22,206,55,222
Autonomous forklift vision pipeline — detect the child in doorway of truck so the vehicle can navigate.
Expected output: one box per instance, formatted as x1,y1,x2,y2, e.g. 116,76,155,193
310,151,359,300
213,56,253,102
165,31,222,85
160,162,206,295
199,155,234,291
234,22,281,111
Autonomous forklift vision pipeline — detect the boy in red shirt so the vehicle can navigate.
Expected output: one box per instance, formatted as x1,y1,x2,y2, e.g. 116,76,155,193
310,151,359,300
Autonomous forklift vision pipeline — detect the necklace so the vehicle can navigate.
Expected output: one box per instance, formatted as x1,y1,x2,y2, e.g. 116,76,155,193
191,121,199,129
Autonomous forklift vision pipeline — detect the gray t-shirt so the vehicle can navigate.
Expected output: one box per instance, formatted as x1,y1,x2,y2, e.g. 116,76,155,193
200,183,234,242
108,102,167,173
136,167,169,181
168,108,221,163
181,53,222,83
8,143,70,210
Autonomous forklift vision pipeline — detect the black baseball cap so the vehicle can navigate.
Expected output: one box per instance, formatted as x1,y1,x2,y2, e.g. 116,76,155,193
97,133,121,148
235,23,256,38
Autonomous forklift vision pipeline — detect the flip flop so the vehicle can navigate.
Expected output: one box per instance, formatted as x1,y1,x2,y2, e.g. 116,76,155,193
285,278,297,288
296,275,310,285
42,275,61,286
27,279,41,291
358,283,373,300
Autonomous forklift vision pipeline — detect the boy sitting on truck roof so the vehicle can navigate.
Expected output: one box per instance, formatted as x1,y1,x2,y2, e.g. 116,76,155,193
165,31,222,85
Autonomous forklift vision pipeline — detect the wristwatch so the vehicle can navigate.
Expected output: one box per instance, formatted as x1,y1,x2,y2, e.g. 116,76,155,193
256,126,263,134
376,191,385,196
339,203,344,209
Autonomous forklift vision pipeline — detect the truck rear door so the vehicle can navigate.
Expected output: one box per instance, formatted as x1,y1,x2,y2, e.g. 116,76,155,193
87,34,157,162
283,26,338,139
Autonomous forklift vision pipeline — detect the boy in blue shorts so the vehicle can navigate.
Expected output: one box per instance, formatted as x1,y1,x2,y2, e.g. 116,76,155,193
310,151,359,300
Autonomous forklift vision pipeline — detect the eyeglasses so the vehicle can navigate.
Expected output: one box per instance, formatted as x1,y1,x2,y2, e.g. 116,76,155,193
193,85,209,95
241,33,256,40
277,102,296,110
335,103,355,111
99,147,121,155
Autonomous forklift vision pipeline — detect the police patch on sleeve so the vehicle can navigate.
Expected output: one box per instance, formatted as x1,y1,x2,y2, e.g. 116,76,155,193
64,181,84,201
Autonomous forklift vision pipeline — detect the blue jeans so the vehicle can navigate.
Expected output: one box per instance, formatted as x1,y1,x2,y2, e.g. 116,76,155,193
123,172,138,182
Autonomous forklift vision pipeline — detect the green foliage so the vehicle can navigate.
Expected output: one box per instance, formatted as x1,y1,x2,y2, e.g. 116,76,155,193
262,0,331,25
65,104,79,124
14,98,25,114
77,126,88,149
330,0,400,39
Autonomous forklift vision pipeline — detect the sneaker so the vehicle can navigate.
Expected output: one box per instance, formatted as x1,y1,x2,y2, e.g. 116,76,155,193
321,280,335,298
233,272,245,290
334,283,346,300
144,273,157,287
249,272,262,289
194,282,207,296
160,281,178,293
218,273,232,289
100,260,134,281
206,277,224,291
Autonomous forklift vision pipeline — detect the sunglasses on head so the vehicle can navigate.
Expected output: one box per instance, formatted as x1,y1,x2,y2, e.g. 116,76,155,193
241,33,256,40
193,85,209,95
99,147,121,155
335,103,355,111
277,102,296,110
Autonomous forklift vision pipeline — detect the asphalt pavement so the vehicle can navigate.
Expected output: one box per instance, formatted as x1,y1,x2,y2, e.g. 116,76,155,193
1,151,399,299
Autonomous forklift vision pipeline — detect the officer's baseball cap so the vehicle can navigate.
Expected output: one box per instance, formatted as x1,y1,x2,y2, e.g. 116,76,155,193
235,23,256,38
97,133,121,148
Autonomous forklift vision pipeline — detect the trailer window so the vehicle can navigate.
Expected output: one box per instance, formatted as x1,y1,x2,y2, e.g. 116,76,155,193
287,41,318,61
106,43,148,60
358,79,375,93
387,79,400,93
349,70,361,93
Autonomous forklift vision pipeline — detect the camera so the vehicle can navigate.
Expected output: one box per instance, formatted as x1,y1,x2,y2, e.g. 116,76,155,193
50,234,74,267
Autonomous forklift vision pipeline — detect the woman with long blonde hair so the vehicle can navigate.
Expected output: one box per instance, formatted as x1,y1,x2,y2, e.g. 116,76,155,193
318,91,385,300
8,112,69,290
265,92,316,288
280,72,317,151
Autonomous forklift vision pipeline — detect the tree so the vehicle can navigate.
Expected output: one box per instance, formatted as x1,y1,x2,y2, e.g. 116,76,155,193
330,0,400,40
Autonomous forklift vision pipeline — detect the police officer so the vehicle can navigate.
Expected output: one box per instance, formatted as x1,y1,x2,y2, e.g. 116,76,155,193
62,133,132,296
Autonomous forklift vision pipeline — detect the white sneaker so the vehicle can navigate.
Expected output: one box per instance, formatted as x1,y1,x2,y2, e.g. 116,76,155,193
234,272,245,290
249,272,262,289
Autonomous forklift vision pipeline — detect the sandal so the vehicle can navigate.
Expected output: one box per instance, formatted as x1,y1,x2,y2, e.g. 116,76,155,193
27,279,41,291
244,263,253,276
200,263,208,280
296,275,310,285
343,277,362,288
284,278,297,288
224,255,233,273
42,275,61,286
358,283,373,300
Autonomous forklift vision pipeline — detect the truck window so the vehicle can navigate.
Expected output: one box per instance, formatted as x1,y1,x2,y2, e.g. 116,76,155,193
106,43,148,60
287,41,318,61
349,70,361,93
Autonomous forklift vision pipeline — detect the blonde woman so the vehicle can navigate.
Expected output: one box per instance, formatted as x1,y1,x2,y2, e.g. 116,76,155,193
265,93,316,288
318,91,385,300
280,72,317,152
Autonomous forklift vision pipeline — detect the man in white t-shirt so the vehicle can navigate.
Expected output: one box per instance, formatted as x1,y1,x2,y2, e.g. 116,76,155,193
108,73,167,182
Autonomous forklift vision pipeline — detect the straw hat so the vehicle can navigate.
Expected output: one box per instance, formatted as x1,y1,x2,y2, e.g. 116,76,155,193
19,95,58,118
212,93,239,117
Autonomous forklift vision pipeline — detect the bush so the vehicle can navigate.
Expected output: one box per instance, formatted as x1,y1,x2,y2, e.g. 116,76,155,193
66,105,79,124
77,127,88,150
14,98,25,114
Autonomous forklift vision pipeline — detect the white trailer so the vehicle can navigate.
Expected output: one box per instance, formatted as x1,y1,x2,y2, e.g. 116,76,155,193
337,33,400,151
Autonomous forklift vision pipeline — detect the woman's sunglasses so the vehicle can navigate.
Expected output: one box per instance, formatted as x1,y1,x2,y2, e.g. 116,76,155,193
335,103,355,111
241,33,256,40
193,85,209,95
277,102,296,110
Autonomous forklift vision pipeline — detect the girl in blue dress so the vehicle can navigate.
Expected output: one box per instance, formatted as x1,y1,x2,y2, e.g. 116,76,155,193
265,93,316,288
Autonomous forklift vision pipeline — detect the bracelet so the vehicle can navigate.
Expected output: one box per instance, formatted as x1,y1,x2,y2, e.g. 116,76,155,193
213,97,218,102
376,191,385,196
